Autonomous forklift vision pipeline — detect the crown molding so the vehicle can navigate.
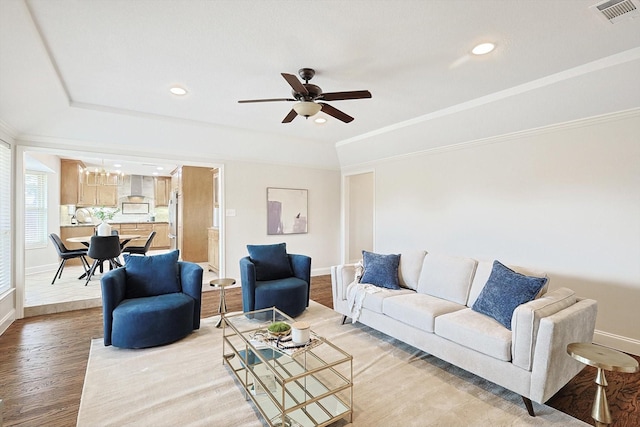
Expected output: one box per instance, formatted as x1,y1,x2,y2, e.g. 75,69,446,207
336,47,640,149
340,108,640,172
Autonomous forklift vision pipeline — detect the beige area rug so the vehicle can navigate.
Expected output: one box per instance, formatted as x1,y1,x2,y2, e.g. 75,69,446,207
77,301,589,426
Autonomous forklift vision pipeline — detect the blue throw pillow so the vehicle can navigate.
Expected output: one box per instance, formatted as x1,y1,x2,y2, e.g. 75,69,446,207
124,250,181,299
472,260,548,330
247,243,293,281
360,250,401,290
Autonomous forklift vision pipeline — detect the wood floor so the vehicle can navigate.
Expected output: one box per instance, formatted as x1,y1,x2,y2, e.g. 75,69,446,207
1,275,638,426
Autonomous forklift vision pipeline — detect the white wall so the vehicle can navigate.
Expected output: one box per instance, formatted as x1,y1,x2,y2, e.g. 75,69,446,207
349,111,640,355
223,160,341,280
347,172,374,263
24,152,60,273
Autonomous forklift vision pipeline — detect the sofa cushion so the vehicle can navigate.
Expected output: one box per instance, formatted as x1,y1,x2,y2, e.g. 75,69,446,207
435,308,513,361
467,260,549,308
472,261,548,330
383,293,466,333
124,250,181,299
416,253,478,305
247,243,293,281
360,251,401,290
398,250,427,290
360,288,414,313
512,287,577,370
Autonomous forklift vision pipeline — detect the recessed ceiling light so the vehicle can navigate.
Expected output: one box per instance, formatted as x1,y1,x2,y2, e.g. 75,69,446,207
472,42,495,55
314,117,327,124
170,86,187,96
152,172,159,176
113,163,122,168
156,166,164,171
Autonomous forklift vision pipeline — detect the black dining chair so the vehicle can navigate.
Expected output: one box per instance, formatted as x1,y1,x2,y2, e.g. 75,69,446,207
121,231,156,256
49,233,90,284
86,235,122,285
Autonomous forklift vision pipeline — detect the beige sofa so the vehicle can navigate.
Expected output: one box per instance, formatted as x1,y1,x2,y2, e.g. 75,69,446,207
331,251,598,415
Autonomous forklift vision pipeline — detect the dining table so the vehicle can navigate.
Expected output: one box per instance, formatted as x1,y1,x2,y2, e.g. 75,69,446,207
66,234,141,249
66,234,141,278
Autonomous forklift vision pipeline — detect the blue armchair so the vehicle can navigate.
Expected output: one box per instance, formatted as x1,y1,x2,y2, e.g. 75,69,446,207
240,243,311,318
101,250,203,348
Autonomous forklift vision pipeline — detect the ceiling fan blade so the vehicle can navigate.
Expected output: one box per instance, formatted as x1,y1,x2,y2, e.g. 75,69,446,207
281,73,308,95
319,103,354,123
320,90,372,101
238,98,295,103
282,109,297,123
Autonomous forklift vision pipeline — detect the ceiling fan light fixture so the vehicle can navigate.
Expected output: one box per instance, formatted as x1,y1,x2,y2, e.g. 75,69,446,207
293,101,322,118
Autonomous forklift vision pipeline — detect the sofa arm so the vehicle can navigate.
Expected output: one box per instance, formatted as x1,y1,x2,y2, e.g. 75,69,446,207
511,287,577,371
240,256,257,312
289,254,311,307
101,268,127,346
330,264,357,313
179,261,203,330
529,298,598,403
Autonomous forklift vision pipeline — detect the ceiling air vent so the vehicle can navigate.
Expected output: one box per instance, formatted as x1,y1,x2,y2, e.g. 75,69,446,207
591,0,640,23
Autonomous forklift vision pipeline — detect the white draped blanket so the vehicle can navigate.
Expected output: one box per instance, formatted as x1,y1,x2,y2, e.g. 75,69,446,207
77,301,588,426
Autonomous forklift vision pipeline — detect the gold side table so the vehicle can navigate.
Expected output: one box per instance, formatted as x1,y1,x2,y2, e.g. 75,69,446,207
210,278,236,328
567,342,639,427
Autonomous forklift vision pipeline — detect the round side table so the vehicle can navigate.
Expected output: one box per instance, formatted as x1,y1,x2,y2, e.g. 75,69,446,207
210,278,236,328
567,342,639,427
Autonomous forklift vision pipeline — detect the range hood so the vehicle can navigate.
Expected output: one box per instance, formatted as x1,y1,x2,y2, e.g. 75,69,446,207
128,175,145,198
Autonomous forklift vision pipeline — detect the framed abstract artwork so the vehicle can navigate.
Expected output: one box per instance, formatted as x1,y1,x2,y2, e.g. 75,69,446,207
267,187,308,235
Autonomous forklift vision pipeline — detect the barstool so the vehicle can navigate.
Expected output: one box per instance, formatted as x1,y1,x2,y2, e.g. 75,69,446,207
210,278,236,328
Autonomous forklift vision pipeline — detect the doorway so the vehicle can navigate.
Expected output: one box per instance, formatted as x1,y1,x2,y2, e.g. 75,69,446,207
18,147,225,318
344,171,374,264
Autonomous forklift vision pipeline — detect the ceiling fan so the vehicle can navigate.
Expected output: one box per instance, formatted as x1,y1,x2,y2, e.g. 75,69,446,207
238,68,371,123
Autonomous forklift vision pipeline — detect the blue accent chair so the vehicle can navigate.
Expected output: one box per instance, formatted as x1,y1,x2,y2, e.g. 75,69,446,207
100,250,203,348
240,243,311,318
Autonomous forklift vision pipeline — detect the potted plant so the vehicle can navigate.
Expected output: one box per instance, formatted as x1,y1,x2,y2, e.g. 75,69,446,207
92,207,120,236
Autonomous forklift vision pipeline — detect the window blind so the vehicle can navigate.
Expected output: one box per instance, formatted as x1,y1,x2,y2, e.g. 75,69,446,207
25,171,47,249
0,140,11,294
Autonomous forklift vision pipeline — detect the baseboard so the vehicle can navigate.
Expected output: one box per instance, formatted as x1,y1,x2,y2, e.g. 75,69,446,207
593,329,640,357
0,307,16,336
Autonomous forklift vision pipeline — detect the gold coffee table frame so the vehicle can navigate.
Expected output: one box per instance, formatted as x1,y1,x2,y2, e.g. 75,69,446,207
567,342,639,427
223,307,353,426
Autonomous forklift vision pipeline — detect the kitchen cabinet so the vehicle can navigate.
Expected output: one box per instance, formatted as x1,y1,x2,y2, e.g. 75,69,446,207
154,177,171,206
60,159,84,205
119,223,153,246
62,158,118,207
208,227,219,273
152,223,170,248
172,166,213,262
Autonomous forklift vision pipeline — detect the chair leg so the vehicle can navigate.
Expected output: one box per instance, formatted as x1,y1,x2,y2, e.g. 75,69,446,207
85,260,100,286
341,315,348,325
78,256,90,280
51,260,66,284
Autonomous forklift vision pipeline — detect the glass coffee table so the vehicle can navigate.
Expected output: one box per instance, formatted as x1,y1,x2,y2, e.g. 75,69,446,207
223,307,353,427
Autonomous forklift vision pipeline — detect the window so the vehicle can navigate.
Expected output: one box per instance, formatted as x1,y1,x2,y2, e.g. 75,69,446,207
25,171,47,249
0,140,11,294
